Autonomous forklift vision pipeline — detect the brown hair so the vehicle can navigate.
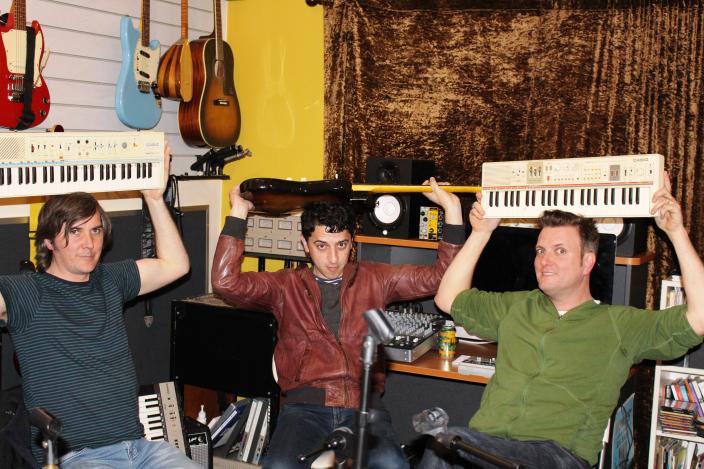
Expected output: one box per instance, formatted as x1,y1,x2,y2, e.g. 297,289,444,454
35,192,112,272
538,210,599,254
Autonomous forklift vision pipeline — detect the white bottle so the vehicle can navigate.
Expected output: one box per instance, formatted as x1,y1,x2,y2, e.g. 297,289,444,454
197,404,207,425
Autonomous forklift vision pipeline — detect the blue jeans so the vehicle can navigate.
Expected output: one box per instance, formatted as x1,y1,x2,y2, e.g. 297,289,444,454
59,438,202,469
263,403,409,469
417,426,592,469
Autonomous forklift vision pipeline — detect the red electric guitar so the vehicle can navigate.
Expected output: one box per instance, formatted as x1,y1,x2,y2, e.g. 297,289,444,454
0,0,50,129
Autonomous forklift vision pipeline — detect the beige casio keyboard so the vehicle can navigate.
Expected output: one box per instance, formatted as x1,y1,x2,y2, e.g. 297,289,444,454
0,131,164,198
138,381,188,453
481,154,664,218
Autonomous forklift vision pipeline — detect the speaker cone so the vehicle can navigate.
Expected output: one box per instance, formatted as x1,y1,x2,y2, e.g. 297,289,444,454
369,195,406,233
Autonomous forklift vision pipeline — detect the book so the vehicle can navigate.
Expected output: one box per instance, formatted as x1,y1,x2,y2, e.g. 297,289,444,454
687,379,704,418
213,402,252,458
697,381,704,402
248,399,270,463
252,404,270,464
685,380,698,402
671,380,684,401
661,398,698,414
238,398,262,462
210,399,250,444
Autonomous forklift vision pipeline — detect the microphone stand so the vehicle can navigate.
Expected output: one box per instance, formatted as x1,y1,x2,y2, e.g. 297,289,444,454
413,407,523,469
190,144,251,176
298,427,353,469
354,335,377,469
28,407,62,469
298,447,347,469
353,308,396,469
41,439,59,469
447,435,522,469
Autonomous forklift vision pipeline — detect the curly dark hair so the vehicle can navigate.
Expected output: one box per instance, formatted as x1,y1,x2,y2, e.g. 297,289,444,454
35,192,112,272
301,201,356,240
538,210,599,254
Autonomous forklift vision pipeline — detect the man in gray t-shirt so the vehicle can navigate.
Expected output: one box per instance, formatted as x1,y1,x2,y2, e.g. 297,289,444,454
0,142,199,469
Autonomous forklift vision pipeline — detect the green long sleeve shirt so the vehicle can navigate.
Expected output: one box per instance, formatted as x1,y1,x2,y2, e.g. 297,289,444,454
452,288,701,465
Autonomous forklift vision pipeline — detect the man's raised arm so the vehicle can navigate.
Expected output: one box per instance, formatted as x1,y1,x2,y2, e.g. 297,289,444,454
652,175,704,335
434,194,500,313
136,142,190,295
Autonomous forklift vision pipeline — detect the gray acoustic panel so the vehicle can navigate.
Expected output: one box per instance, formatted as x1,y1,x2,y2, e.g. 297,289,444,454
103,209,208,386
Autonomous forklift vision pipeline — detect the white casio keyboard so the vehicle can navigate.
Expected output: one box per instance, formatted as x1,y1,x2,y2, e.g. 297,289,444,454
0,131,164,198
481,154,664,218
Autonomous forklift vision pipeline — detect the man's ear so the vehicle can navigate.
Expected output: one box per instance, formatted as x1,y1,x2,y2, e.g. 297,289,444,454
300,235,309,255
582,251,597,275
43,238,55,252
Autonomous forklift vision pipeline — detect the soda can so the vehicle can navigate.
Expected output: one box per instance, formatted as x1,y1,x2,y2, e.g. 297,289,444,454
438,322,457,359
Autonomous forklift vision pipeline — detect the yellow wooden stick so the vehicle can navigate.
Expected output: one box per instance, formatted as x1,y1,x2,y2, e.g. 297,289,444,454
352,184,481,193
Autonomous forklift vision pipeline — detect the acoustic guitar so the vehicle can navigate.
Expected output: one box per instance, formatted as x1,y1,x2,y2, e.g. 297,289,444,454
0,0,50,129
178,0,240,148
115,0,162,130
157,0,193,102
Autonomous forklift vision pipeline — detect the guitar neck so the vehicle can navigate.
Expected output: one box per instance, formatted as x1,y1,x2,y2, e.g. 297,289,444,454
141,0,151,47
181,0,189,39
10,0,26,28
213,0,224,61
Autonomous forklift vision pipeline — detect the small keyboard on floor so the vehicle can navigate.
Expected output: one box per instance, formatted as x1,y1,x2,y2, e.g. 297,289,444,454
452,355,496,378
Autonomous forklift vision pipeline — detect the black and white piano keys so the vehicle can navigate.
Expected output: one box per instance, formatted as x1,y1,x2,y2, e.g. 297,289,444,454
138,393,167,442
0,161,155,193
483,185,652,218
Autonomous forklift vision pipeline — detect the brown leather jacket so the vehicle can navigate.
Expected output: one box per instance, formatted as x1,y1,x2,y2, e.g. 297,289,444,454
211,227,462,409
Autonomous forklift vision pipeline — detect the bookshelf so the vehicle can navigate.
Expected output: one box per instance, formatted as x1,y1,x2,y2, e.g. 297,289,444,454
648,365,704,468
660,275,686,310
648,278,697,468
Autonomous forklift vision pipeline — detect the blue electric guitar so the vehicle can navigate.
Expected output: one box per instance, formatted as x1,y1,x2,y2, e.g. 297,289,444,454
115,0,162,129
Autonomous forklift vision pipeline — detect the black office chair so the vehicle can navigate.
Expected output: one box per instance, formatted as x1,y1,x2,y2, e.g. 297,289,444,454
0,385,39,469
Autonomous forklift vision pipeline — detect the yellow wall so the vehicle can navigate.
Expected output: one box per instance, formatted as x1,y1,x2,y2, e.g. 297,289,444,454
225,0,324,270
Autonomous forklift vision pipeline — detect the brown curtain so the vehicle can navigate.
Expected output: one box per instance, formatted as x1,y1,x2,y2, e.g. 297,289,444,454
324,0,704,308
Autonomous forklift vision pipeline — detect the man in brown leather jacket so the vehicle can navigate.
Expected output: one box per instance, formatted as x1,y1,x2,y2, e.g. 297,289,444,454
211,179,464,469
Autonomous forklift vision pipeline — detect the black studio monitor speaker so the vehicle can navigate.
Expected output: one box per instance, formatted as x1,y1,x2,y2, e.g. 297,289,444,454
616,219,649,257
362,157,435,239
596,218,649,257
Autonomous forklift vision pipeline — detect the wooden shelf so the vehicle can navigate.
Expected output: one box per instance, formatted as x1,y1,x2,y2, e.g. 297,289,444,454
655,430,704,444
355,235,439,249
615,251,655,266
387,341,497,384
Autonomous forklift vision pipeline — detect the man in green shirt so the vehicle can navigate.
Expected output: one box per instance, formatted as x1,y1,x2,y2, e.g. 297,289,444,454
419,175,704,468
